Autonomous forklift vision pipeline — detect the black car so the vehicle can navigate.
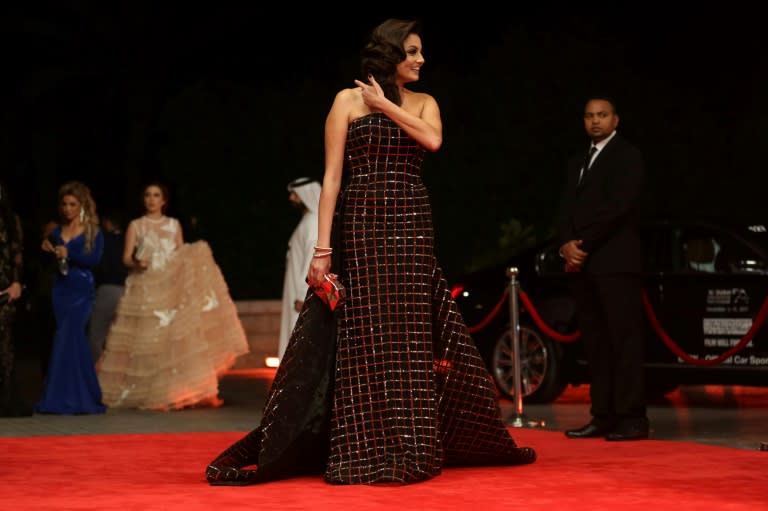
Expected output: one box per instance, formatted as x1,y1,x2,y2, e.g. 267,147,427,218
450,217,768,403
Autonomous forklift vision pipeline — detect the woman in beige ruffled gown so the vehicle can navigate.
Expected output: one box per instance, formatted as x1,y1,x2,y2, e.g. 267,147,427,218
98,181,249,410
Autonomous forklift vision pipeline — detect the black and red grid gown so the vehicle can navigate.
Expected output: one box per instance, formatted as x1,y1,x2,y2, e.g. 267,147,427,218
206,112,536,486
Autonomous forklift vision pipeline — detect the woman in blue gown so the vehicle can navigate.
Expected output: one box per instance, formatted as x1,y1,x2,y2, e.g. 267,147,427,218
35,181,106,414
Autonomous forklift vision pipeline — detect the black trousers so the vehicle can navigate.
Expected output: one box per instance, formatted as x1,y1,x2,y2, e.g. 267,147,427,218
569,272,647,426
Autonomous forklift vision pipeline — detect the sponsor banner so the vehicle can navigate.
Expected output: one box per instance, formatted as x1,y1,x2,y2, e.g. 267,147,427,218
678,288,765,366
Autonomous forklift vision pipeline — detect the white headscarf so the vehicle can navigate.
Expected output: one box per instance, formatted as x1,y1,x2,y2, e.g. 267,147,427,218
287,177,321,215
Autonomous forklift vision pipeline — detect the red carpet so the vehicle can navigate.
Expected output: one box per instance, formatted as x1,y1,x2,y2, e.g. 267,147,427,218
2,429,765,510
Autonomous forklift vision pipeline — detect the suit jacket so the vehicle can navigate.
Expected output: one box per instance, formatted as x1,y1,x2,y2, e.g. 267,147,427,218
556,133,645,274
93,230,128,287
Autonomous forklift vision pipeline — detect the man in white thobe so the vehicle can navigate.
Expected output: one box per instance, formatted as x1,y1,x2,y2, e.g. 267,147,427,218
278,177,321,359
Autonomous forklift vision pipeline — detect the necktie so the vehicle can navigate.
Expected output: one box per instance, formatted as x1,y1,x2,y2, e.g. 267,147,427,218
579,146,597,184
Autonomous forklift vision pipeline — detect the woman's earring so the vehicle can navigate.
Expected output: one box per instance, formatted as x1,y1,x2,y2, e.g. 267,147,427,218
80,208,85,222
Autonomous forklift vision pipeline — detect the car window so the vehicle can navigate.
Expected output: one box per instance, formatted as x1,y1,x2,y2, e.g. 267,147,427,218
684,236,719,272
715,235,767,274
675,226,767,275
537,223,767,276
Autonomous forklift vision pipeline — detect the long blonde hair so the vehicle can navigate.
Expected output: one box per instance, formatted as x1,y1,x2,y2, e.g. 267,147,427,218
58,180,100,253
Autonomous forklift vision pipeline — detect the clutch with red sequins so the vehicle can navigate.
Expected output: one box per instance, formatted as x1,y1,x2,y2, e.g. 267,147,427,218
313,273,346,311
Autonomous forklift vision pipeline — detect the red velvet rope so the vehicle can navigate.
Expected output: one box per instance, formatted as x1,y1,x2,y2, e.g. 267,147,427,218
641,290,768,366
464,285,768,366
518,289,580,343
467,288,509,334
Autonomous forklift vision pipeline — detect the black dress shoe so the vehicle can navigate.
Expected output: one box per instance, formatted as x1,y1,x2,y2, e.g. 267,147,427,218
605,424,649,441
564,422,612,439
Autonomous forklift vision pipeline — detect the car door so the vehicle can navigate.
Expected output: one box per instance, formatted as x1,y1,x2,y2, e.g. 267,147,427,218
647,222,768,373
638,221,678,366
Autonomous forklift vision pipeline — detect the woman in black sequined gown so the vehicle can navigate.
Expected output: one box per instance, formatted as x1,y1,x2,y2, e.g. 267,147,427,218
206,18,536,486
0,181,30,417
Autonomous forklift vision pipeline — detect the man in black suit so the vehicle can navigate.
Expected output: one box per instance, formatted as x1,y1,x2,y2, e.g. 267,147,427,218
88,210,128,363
557,96,649,441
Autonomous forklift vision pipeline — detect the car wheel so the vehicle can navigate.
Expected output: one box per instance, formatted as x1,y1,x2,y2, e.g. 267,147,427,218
491,323,567,404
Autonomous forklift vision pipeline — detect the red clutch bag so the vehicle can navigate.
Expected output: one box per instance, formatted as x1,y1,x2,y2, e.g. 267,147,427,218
313,273,346,311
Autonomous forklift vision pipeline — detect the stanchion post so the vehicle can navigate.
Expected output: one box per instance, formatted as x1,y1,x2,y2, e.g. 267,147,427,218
508,267,524,419
507,266,545,428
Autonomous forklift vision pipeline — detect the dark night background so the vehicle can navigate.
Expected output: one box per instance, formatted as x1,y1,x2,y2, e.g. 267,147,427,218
3,6,767,299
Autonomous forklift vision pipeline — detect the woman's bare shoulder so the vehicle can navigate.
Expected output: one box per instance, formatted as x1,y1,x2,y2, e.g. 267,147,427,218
414,90,438,105
403,89,438,117
333,87,359,104
331,87,369,122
